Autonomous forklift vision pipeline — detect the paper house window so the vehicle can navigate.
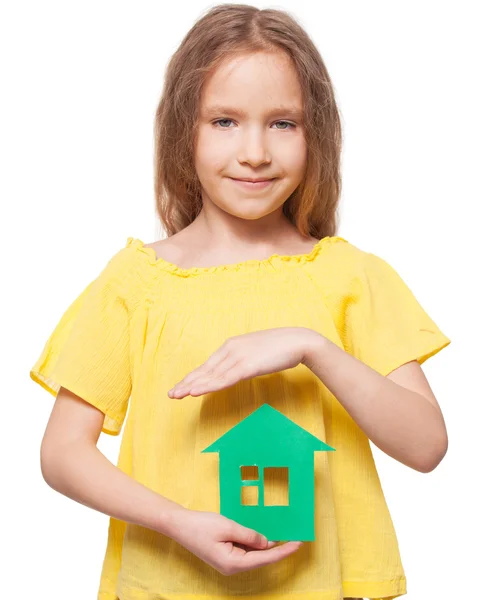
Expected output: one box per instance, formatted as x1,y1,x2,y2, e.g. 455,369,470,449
240,466,290,507
241,466,259,506
264,467,289,506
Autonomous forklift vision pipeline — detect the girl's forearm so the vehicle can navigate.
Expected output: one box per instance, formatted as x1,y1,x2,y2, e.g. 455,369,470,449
303,336,448,473
41,442,186,538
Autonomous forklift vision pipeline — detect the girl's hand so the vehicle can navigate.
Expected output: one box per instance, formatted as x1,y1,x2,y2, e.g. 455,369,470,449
168,508,303,575
168,327,324,398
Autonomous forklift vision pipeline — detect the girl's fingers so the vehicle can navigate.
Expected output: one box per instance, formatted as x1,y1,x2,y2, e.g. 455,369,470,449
182,345,232,384
236,541,304,571
201,355,242,383
170,356,242,397
190,377,233,395
170,365,210,392
183,361,244,396
233,540,279,551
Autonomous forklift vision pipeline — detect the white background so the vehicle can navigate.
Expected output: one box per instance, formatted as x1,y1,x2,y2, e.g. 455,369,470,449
3,1,485,598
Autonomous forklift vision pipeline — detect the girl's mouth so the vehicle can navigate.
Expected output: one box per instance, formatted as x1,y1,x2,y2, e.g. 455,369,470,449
231,178,276,190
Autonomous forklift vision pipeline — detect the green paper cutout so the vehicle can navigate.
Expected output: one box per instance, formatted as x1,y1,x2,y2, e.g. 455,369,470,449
202,403,335,541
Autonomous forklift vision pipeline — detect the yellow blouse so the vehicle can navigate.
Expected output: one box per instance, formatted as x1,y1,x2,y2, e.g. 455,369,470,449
30,235,451,600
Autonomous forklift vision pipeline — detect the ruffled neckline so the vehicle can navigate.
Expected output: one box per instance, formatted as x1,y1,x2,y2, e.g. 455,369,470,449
125,235,347,278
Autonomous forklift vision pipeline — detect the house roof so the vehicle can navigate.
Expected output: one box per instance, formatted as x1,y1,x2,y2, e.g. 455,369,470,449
202,403,335,455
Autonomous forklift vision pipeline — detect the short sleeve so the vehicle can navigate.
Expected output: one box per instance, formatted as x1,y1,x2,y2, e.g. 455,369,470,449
29,248,132,436
342,251,451,377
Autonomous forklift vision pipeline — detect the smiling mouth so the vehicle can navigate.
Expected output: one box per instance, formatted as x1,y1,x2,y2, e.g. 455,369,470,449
232,178,276,183
230,178,276,191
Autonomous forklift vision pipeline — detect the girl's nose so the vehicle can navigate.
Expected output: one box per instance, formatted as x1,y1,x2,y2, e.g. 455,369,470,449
237,130,272,167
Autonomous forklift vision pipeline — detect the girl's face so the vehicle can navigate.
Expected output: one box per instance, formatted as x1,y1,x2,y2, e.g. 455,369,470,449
194,51,307,223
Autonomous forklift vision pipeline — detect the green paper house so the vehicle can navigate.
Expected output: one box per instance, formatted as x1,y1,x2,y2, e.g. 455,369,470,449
202,403,335,541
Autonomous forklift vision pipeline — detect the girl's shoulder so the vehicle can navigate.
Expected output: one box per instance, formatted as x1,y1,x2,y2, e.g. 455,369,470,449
304,235,381,280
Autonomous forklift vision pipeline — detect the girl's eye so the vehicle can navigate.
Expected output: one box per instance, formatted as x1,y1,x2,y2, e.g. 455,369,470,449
273,121,296,130
212,119,296,130
213,119,234,128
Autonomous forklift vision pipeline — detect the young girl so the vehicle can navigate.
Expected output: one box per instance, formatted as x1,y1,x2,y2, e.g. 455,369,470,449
30,4,451,600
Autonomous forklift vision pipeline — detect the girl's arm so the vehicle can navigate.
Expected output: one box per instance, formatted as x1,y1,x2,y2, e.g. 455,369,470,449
40,387,187,533
40,386,302,575
302,337,448,473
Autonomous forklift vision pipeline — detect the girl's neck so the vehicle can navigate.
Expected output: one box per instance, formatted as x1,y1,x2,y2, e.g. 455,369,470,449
147,224,321,271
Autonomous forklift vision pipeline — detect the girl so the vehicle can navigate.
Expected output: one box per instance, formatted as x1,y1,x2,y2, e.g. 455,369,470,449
30,4,450,600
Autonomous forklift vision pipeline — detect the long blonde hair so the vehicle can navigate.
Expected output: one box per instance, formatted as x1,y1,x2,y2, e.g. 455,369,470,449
154,3,342,239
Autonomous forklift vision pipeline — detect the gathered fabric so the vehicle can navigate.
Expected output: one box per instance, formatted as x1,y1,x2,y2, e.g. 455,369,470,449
30,235,450,600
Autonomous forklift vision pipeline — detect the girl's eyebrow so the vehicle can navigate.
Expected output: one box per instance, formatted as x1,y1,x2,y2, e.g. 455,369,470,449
202,104,303,119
